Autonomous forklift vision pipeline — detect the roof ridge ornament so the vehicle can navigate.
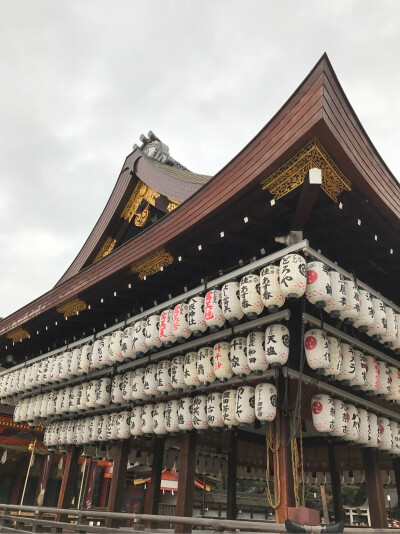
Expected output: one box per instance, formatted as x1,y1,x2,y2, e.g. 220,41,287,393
261,138,351,202
134,130,190,172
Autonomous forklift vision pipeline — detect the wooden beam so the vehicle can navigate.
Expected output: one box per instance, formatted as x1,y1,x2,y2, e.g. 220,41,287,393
82,459,98,510
328,443,345,523
291,170,321,231
227,430,237,520
362,448,387,528
175,431,197,534
35,454,52,506
145,438,165,518
57,446,81,509
105,439,131,528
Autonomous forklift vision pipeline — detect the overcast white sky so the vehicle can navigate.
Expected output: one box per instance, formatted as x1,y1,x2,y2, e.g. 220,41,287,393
1,0,399,319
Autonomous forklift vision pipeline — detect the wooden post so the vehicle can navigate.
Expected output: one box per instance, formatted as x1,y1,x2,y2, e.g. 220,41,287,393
274,411,295,523
82,459,98,510
362,448,387,528
328,443,345,523
145,437,165,516
320,484,329,524
99,475,110,508
57,447,81,509
35,454,53,506
227,430,237,520
393,457,400,518
105,439,131,528
175,431,197,534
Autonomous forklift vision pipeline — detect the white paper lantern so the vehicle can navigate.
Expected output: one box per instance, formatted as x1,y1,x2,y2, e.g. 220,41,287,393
306,261,331,309
171,356,186,392
159,309,176,346
356,409,370,446
192,395,209,431
88,415,100,443
204,290,225,332
244,332,266,377
141,404,154,435
366,413,380,448
343,404,360,442
183,352,200,389
34,360,44,388
78,344,92,375
153,402,167,436
129,407,143,437
13,402,21,422
109,330,125,363
156,360,173,395
121,326,136,361
378,417,393,452
265,324,290,368
279,254,307,299
68,349,80,377
197,347,216,386
144,315,162,351
178,397,193,432
122,371,135,402
311,394,334,432
207,392,224,429
131,368,146,401
116,411,131,440
60,387,72,415
222,389,238,428
106,413,119,441
77,382,89,411
66,420,77,445
68,385,80,414
111,375,124,405
368,298,387,341
323,336,342,379
255,383,277,423
45,391,57,418
339,280,360,325
33,394,43,419
361,356,379,394
59,421,69,446
260,265,285,314
97,414,110,442
82,418,92,444
132,321,149,356
387,366,400,403
187,296,207,336
172,303,191,342
86,380,98,409
353,290,374,332
376,361,391,397
329,398,347,438
165,399,180,433
239,274,264,319
91,338,107,370
144,364,159,397
392,313,400,354
337,343,355,385
57,354,70,382
236,386,256,425
221,281,244,325
213,341,233,381
325,271,346,319
390,421,400,456
349,350,367,390
383,308,398,348
304,329,330,372
95,377,111,407
230,337,250,378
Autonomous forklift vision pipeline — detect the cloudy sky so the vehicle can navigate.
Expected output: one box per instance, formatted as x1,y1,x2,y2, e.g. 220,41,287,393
1,0,399,319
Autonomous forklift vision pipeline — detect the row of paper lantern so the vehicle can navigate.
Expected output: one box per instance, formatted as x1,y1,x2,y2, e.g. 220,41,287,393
304,329,400,402
2,326,289,402
303,470,394,485
42,383,277,448
311,393,400,455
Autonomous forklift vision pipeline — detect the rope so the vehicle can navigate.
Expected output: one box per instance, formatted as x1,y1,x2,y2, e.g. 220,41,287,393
265,414,281,509
290,417,305,508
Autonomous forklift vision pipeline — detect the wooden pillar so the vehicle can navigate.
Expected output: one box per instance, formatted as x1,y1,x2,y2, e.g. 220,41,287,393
274,411,295,523
10,473,24,504
57,447,81,509
145,437,165,516
35,454,53,506
393,457,400,516
105,439,131,528
328,443,345,523
99,476,110,508
362,448,387,528
227,430,237,520
175,431,197,534
82,459,98,510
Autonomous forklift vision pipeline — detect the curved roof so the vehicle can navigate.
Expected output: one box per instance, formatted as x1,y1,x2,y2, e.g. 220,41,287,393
0,53,399,338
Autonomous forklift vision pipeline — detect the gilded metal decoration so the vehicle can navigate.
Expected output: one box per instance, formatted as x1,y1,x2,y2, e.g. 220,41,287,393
134,203,150,227
93,237,117,263
121,180,160,223
261,138,351,202
131,249,174,280
167,199,181,212
56,298,87,318
6,327,29,343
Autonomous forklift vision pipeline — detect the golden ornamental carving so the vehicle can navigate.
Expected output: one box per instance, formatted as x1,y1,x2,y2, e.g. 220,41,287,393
93,237,117,263
166,198,181,212
134,203,150,227
131,249,174,280
6,327,29,343
121,180,160,223
261,138,351,202
56,298,87,318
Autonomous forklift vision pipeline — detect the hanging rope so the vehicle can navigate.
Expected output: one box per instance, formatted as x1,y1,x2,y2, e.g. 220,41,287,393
265,415,281,509
290,417,305,508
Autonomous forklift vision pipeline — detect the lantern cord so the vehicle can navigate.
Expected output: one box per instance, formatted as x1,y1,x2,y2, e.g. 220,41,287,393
292,295,307,439
290,417,305,508
265,416,281,510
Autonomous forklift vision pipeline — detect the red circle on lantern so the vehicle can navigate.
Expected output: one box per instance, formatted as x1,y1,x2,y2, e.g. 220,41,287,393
312,401,323,415
307,270,318,285
305,336,317,351
346,413,350,422
379,424,384,435
365,365,369,373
